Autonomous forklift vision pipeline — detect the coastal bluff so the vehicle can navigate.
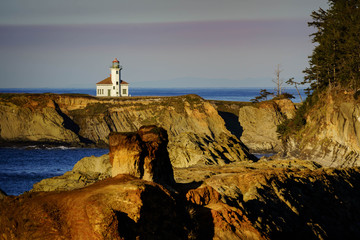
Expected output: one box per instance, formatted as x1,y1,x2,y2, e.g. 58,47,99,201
282,90,360,167
3,142,360,238
4,125,360,239
0,93,255,167
211,99,296,153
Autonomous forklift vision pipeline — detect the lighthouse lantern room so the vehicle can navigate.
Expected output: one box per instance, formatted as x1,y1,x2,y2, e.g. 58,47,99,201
96,58,129,97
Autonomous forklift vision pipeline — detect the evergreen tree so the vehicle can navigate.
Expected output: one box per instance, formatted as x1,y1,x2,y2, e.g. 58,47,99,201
304,0,360,91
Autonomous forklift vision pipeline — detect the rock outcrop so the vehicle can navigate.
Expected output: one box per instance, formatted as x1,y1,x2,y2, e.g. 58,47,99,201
179,160,360,239
0,93,255,167
1,175,187,239
32,154,111,192
283,90,360,167
109,125,175,185
4,157,360,239
212,99,296,152
0,188,7,200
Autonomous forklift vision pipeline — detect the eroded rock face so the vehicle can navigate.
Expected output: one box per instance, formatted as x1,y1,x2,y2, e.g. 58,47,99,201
238,99,296,152
180,160,360,239
109,125,175,185
0,175,186,239
32,154,111,192
0,94,254,167
283,91,360,167
4,157,360,239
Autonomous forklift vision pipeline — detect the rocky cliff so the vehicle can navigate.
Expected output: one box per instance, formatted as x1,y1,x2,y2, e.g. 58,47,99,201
4,157,360,239
1,175,188,239
212,99,296,152
0,93,255,167
181,160,360,239
282,90,360,167
5,126,360,239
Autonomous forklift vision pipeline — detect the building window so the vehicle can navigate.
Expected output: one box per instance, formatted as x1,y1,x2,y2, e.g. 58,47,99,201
102,89,104,94
116,71,118,74
123,89,127,95
116,92,118,95
116,81,118,85
113,86,115,89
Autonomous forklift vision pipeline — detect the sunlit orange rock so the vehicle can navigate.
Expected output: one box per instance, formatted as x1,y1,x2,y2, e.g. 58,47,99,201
109,125,175,185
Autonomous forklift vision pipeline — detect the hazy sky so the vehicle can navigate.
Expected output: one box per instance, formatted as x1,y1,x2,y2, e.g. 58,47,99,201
0,0,329,88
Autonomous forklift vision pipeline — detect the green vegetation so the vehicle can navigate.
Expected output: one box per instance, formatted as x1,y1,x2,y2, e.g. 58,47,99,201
278,0,360,138
277,91,320,138
250,89,273,103
286,78,303,102
303,0,360,92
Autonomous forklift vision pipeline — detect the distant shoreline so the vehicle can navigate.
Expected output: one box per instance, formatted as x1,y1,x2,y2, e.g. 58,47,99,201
0,87,306,103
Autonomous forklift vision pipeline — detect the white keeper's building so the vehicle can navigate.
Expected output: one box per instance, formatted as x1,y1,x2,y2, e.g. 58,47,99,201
96,58,129,97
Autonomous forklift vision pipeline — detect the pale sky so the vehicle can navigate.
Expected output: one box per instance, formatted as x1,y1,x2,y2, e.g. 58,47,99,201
0,0,329,88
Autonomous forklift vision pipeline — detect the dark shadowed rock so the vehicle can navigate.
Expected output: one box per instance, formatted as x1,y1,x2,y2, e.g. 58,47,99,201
109,125,175,186
0,188,7,199
0,175,186,239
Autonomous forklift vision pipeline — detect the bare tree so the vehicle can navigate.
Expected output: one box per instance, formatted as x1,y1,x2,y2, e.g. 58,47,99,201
272,64,284,97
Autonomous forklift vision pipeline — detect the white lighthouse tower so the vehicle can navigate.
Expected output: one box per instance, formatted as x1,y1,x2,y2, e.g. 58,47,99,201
96,58,129,97
110,58,121,96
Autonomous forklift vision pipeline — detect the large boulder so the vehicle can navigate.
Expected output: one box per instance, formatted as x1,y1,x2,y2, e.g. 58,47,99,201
109,125,175,185
32,154,111,192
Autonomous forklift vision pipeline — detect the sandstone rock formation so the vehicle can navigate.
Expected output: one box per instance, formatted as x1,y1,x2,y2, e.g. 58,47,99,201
283,90,360,167
32,154,111,192
1,175,187,239
0,94,255,167
179,160,360,239
109,125,175,185
5,158,360,239
33,126,175,192
212,99,296,153
238,99,296,152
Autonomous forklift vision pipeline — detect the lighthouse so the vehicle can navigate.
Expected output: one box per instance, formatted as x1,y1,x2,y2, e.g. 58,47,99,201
96,58,129,97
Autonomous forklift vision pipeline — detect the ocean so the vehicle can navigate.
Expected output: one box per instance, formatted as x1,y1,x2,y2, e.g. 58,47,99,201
0,87,306,103
0,88,298,195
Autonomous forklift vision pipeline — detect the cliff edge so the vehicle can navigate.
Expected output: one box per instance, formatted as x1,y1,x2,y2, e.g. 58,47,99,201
212,99,296,153
282,90,360,167
0,93,255,167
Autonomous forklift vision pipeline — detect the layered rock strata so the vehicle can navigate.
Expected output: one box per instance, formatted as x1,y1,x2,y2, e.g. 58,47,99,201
0,93,255,167
179,160,360,239
109,125,175,185
4,158,360,239
5,123,360,239
212,99,296,152
1,175,187,239
283,90,360,167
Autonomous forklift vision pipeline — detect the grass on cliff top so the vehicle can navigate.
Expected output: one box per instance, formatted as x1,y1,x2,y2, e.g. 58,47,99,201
276,87,355,140
70,94,206,115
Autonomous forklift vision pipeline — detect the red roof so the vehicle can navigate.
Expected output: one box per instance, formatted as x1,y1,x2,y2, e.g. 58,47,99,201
96,78,129,85
120,80,129,85
96,77,112,85
112,58,119,63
